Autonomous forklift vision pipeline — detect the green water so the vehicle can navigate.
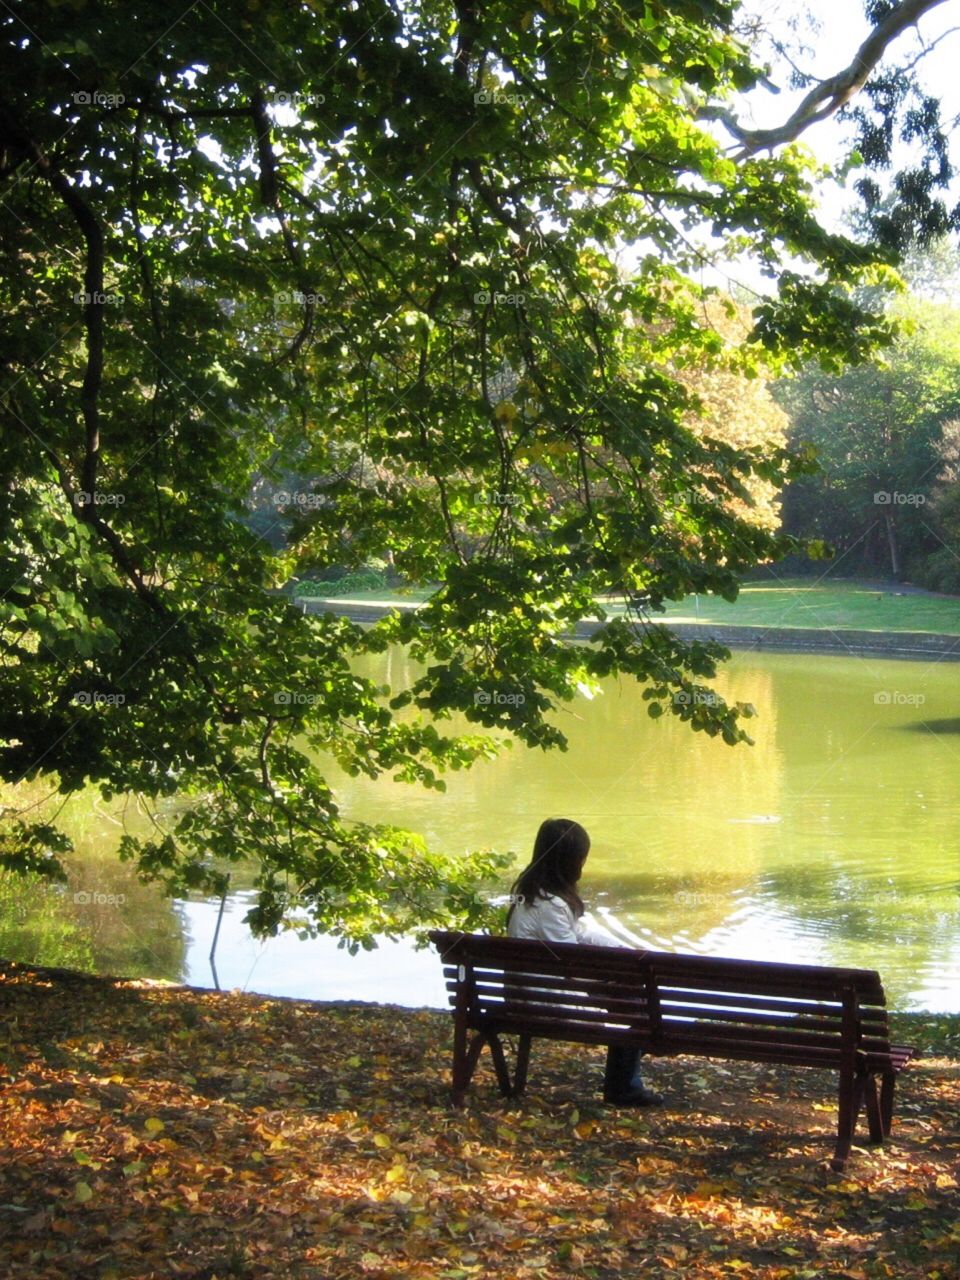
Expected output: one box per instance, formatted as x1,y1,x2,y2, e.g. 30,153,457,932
2,649,958,1010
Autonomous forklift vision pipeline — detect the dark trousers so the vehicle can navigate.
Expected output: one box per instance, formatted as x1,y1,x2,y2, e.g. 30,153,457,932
603,1044,643,1097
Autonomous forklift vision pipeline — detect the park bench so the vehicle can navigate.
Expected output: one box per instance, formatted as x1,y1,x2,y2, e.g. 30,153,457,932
430,930,917,1170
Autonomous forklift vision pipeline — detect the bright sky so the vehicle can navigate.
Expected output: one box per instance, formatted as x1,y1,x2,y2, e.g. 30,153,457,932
738,0,960,214
674,1,960,296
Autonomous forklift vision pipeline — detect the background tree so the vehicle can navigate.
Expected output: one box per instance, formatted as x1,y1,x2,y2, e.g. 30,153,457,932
922,417,960,590
776,296,960,580
672,295,789,534
0,0,938,943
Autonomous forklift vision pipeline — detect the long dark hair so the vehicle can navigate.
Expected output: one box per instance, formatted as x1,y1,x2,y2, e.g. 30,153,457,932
506,818,591,923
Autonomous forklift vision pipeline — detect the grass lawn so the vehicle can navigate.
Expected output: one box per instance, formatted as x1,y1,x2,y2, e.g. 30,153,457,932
1,959,958,1280
297,585,436,604
300,578,960,635
651,578,960,634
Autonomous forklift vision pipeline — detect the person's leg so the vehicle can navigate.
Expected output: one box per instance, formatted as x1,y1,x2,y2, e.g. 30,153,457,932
603,1044,634,1099
603,1046,663,1105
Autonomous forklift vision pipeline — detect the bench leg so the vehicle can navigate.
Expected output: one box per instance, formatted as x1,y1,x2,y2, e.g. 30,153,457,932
513,1034,532,1097
486,1032,514,1097
831,1071,865,1172
452,1031,533,1103
880,1071,896,1137
864,1074,884,1144
452,1030,486,1106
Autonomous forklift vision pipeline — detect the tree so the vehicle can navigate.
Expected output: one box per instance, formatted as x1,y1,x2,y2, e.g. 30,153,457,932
776,296,960,579
0,0,933,945
672,296,790,533
922,417,960,590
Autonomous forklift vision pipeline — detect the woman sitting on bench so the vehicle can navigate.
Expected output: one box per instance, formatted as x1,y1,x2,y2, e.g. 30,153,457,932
505,817,663,1107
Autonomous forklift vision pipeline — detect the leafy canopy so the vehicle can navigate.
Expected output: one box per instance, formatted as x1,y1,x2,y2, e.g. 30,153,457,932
0,0,899,943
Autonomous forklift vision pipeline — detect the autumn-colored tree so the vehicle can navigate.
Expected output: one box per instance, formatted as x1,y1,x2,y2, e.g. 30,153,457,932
673,296,789,533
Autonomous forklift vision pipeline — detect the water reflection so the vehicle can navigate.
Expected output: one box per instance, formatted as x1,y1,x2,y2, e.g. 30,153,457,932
1,649,958,1010
899,718,960,734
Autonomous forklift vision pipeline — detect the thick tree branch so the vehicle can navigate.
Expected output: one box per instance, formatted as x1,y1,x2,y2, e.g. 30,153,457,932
251,87,316,365
719,0,951,156
10,115,105,499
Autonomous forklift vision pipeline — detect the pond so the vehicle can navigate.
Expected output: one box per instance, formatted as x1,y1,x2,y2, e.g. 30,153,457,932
3,648,958,1011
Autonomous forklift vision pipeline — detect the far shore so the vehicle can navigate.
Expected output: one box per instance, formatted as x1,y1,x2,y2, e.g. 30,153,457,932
301,597,960,662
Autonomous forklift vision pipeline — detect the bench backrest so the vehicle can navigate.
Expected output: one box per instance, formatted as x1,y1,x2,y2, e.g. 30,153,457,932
430,931,892,1066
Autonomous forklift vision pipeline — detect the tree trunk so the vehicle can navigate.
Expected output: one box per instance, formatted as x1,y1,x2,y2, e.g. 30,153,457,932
884,510,901,581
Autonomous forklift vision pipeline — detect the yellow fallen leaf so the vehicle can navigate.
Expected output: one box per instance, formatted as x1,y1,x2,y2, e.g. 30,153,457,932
74,1181,93,1203
144,1117,165,1135
690,1180,725,1199
372,1133,391,1148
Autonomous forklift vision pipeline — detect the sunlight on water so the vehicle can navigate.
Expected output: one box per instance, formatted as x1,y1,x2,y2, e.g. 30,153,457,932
3,649,958,1010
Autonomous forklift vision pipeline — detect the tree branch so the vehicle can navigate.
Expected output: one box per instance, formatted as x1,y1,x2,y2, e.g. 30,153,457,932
719,0,951,156
11,114,105,499
251,88,316,365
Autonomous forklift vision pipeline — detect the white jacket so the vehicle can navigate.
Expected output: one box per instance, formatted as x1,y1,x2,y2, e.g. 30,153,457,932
507,893,625,948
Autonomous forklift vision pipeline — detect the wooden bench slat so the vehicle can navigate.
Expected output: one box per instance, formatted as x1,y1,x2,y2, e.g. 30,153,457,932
651,987,841,1014
661,1008,854,1037
661,1021,861,1054
657,972,884,1001
478,998,655,1029
446,984,651,1012
444,970,651,996
460,993,890,1046
866,1045,915,1069
653,955,882,989
434,931,874,976
460,1017,855,1066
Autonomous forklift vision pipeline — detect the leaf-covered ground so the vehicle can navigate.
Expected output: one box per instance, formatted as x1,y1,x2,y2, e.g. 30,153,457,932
1,960,958,1280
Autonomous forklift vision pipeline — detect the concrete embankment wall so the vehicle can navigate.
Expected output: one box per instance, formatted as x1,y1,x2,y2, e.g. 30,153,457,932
299,599,960,662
